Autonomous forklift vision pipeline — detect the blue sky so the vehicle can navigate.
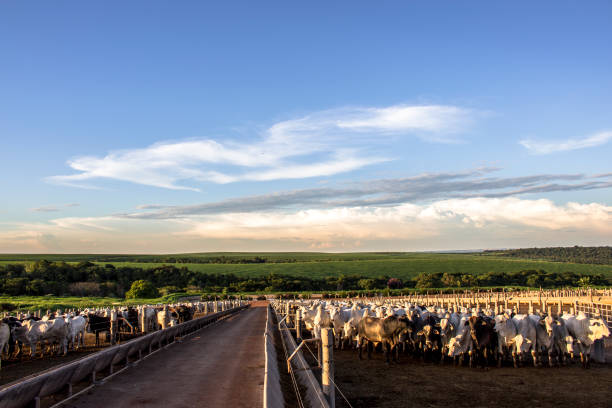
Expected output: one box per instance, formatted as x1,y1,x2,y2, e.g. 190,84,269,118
1,1,611,252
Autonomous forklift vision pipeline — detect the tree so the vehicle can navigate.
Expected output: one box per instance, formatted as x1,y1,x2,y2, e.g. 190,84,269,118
414,273,441,289
577,276,593,288
387,278,403,289
358,278,376,290
125,280,159,299
441,273,458,287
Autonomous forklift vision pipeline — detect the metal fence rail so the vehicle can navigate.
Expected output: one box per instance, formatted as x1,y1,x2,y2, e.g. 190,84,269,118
263,305,284,408
272,303,331,408
0,303,249,408
576,301,612,327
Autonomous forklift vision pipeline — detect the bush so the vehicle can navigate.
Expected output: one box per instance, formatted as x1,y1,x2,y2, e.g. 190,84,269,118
68,282,102,296
159,285,181,296
125,280,159,299
0,302,17,311
387,278,403,289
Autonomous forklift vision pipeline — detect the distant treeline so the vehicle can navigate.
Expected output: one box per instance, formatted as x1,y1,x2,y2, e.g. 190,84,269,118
0,260,609,297
485,246,612,265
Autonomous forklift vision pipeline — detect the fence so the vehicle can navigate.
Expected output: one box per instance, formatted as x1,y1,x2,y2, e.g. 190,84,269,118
0,302,249,408
263,305,283,408
344,289,612,318
273,303,331,408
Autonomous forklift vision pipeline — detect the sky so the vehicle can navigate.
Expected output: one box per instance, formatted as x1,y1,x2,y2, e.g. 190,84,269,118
0,1,611,253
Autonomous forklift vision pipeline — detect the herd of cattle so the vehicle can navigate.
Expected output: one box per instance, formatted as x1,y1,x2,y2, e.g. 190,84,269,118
281,299,610,368
0,302,209,368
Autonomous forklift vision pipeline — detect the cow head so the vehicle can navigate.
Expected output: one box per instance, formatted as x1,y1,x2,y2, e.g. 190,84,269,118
417,324,440,350
539,315,554,337
588,317,611,342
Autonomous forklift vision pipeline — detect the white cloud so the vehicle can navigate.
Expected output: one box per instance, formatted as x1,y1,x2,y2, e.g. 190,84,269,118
520,130,612,154
4,197,608,253
48,104,474,190
336,105,472,135
178,198,612,242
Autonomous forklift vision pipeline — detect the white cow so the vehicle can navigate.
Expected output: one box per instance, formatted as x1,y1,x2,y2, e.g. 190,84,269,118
512,314,538,367
67,315,87,349
552,317,574,365
439,312,459,361
157,306,176,330
529,314,555,367
313,305,331,339
42,318,70,356
494,313,519,367
0,322,10,368
562,312,611,367
140,306,158,332
14,318,69,357
447,315,472,365
329,307,350,347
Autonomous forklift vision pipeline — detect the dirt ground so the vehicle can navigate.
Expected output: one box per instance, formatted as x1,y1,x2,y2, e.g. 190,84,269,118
332,349,612,408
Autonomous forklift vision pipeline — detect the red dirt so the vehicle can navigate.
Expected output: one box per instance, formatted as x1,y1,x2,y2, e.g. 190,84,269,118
62,302,267,408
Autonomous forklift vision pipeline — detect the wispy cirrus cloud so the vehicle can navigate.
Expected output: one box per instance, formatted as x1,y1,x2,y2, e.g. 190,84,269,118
520,130,612,154
119,169,612,219
31,203,80,212
47,104,474,191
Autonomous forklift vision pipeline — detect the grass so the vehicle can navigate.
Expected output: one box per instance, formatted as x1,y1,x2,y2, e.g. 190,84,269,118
2,253,611,280
0,293,206,312
1,253,611,312
94,254,612,280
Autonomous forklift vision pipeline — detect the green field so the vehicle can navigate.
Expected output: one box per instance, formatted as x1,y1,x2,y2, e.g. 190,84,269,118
0,293,204,312
1,252,611,311
2,252,611,280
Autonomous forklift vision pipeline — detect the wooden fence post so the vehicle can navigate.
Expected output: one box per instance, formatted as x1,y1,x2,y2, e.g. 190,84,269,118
322,328,335,408
296,309,302,341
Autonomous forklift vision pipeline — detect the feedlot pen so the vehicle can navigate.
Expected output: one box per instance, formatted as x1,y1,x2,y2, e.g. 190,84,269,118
332,349,612,408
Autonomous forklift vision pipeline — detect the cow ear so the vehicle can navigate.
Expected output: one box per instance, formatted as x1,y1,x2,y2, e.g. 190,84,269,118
416,330,424,336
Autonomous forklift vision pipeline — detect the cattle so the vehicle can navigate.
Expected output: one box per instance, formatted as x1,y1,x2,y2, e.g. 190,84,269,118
552,317,573,365
512,314,538,367
357,315,410,363
300,306,317,332
529,314,555,367
139,306,158,333
12,318,69,357
415,314,441,361
494,312,519,367
330,307,350,348
0,322,10,368
447,315,473,365
172,305,194,324
86,313,111,347
66,315,87,350
439,313,459,362
157,306,177,330
120,307,139,334
313,305,332,339
467,315,497,368
562,312,611,368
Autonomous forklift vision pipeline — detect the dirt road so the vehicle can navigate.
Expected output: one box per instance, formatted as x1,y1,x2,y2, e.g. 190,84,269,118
63,302,267,408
